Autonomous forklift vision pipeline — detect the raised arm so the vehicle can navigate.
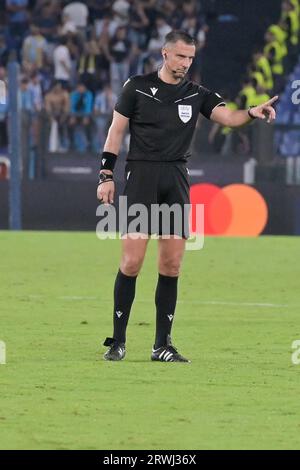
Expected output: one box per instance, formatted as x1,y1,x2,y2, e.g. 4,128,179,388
210,95,278,127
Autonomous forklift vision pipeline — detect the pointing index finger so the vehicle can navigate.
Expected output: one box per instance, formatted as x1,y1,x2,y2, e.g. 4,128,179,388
265,95,279,106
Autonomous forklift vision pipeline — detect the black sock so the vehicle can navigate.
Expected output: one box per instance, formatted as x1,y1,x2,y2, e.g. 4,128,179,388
154,273,178,349
113,269,137,344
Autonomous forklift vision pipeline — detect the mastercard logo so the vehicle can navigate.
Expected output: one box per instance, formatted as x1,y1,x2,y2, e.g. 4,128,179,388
190,183,268,236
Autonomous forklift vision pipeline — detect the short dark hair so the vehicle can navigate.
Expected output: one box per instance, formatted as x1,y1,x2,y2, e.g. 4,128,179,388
164,30,196,47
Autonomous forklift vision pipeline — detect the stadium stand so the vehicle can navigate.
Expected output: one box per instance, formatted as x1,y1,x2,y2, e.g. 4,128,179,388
0,0,299,179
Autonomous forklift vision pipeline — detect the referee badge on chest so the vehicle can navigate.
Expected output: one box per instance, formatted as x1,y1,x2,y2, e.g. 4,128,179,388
178,105,192,123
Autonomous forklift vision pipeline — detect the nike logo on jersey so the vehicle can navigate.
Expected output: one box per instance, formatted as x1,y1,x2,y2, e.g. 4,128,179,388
150,87,158,96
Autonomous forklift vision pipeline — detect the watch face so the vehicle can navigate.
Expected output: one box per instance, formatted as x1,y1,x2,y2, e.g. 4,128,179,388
100,173,112,182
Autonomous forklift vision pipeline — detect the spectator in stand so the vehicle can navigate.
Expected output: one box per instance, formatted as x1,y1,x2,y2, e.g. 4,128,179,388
109,26,132,96
95,16,112,86
145,14,172,58
93,82,117,151
128,0,149,49
154,14,172,47
45,80,70,152
147,29,165,68
112,0,130,27
181,0,197,20
6,0,30,54
69,81,93,152
161,0,183,29
0,0,6,28
28,71,43,112
22,24,48,73
87,0,111,23
65,27,83,80
62,1,89,36
140,0,159,39
33,0,61,17
20,77,35,113
53,35,72,88
34,0,59,58
58,12,77,36
94,12,119,40
0,34,9,67
27,71,43,147
180,17,208,81
264,27,287,94
78,35,102,93
0,67,8,149
142,54,158,74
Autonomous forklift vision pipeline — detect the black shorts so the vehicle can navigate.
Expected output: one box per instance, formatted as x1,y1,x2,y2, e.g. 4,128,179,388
120,161,191,238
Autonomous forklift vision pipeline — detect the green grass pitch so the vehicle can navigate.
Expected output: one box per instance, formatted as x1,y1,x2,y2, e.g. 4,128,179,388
0,231,299,450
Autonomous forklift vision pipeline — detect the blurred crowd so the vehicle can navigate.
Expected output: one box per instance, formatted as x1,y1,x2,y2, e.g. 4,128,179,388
0,0,209,154
208,0,300,156
1,0,298,164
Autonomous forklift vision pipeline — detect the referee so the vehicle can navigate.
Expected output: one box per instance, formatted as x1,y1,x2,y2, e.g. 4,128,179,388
97,30,277,362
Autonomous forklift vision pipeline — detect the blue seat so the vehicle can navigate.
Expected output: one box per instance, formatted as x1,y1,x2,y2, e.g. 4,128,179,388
279,131,300,157
276,110,291,124
293,112,300,124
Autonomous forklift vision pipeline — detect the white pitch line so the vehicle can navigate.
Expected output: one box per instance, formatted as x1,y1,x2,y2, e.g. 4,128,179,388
177,300,290,308
59,296,98,300
27,295,291,308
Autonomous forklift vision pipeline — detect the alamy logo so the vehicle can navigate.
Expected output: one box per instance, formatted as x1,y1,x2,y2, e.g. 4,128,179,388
96,196,205,251
150,87,158,96
116,310,123,318
0,341,6,364
291,340,300,365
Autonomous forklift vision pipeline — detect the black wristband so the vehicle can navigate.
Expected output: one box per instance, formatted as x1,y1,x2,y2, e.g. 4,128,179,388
101,152,117,172
248,106,257,119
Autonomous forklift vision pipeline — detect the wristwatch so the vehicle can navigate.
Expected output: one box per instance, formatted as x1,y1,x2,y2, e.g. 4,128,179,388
248,106,257,119
98,172,114,185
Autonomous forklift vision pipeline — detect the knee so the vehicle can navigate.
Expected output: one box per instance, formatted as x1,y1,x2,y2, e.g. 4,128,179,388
120,255,144,277
159,256,182,277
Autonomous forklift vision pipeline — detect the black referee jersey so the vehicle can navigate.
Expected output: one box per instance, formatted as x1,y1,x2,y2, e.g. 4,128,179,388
115,71,226,162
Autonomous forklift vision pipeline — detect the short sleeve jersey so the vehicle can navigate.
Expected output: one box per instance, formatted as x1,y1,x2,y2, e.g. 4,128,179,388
115,71,226,161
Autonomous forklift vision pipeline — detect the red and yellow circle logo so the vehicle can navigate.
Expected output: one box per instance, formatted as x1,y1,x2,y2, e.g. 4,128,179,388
190,183,268,236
